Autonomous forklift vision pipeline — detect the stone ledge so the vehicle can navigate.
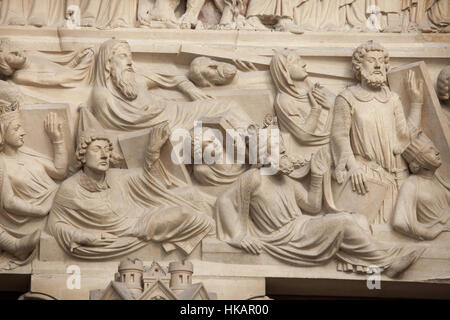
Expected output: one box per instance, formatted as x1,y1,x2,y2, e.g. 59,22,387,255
39,232,201,263
0,27,449,58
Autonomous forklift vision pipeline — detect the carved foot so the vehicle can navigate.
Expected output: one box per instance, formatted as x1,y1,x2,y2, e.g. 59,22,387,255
81,17,96,27
7,16,26,26
15,230,41,261
110,19,129,29
28,17,46,28
385,250,422,278
382,25,402,33
246,16,269,31
275,19,304,34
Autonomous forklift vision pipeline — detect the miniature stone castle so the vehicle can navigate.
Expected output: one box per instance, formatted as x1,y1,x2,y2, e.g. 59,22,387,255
90,259,216,300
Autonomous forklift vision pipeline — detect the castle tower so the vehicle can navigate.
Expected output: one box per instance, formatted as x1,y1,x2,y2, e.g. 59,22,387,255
117,258,144,297
168,261,193,295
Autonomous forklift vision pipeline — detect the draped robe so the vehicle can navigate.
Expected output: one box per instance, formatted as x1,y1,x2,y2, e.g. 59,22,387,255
91,40,252,132
48,148,215,260
393,174,450,240
216,168,421,271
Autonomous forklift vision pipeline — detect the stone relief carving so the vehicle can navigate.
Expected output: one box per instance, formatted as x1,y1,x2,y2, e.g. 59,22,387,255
215,145,424,277
270,50,335,160
0,89,68,268
0,0,447,299
330,41,423,225
0,0,448,33
438,65,450,126
188,57,238,88
90,259,216,300
0,39,94,88
392,128,450,240
90,39,252,132
0,0,66,27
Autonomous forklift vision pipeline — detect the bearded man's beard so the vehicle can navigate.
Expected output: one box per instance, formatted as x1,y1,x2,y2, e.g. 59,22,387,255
361,68,386,90
111,67,138,101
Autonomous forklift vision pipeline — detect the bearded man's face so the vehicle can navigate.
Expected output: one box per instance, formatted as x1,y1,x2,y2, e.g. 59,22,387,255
360,51,387,89
110,45,138,101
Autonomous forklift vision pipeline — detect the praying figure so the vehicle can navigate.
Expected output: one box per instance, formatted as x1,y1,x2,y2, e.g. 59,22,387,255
270,50,335,160
392,129,450,240
48,123,215,260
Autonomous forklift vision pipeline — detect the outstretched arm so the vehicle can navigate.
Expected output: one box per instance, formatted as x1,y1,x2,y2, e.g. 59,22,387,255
143,122,170,177
41,113,68,180
405,70,424,129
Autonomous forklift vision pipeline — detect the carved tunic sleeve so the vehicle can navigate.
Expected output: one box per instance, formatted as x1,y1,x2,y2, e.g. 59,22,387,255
331,95,355,180
393,95,413,154
294,173,324,214
38,140,68,181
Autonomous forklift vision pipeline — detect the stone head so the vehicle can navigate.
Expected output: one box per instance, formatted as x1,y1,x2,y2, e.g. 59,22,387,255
0,39,27,78
352,41,390,89
403,130,442,174
109,41,138,101
0,101,25,152
76,132,113,173
188,57,237,88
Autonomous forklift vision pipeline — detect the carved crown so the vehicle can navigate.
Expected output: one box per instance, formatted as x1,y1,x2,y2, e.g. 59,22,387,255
0,100,20,122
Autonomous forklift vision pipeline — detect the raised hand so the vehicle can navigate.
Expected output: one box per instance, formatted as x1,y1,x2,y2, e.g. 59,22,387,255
312,84,335,110
307,91,321,110
406,70,424,104
44,112,64,143
149,122,170,152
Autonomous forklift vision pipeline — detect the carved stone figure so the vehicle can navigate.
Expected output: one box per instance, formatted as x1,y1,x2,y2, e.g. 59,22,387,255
0,93,68,267
90,39,252,132
0,39,95,88
294,0,341,32
48,123,215,259
217,0,248,29
331,41,424,224
188,57,238,87
402,0,428,32
0,0,66,27
245,0,304,33
373,0,403,33
139,0,208,29
138,0,182,29
216,147,423,277
270,50,335,159
392,129,450,240
437,65,450,125
339,0,368,32
423,0,450,33
67,0,138,29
